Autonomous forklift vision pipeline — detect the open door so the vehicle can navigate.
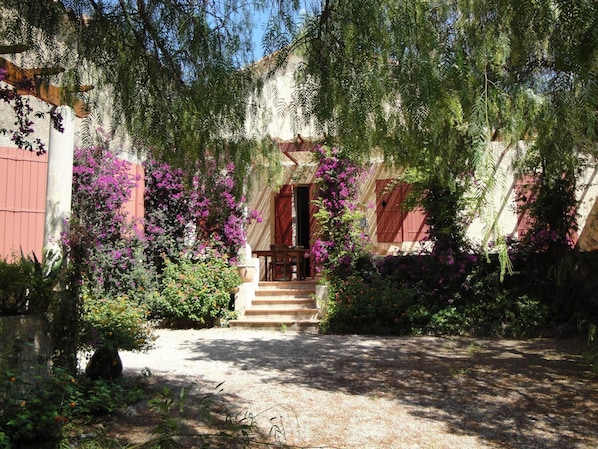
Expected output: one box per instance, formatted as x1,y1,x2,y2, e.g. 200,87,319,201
274,184,317,277
275,184,316,246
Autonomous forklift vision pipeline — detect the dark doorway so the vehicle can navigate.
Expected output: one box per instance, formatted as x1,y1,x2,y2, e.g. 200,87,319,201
295,185,311,277
295,186,310,248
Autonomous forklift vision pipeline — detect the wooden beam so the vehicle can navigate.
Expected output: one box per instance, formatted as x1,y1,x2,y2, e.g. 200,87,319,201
34,83,91,118
0,57,92,118
0,58,65,85
0,45,30,55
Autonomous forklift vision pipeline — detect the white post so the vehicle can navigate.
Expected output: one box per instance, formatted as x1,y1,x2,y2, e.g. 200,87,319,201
43,106,75,260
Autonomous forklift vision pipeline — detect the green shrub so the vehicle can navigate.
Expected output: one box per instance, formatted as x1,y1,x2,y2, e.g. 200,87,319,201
323,275,420,335
80,292,155,352
323,254,552,337
155,253,242,326
73,376,146,416
0,366,79,447
0,259,29,315
0,253,60,316
428,306,470,335
1,364,147,448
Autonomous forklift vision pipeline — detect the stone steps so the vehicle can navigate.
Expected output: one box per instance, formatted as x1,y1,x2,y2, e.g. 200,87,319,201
229,280,320,332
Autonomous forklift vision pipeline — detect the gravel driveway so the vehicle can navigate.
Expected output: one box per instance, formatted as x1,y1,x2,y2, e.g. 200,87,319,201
119,328,598,449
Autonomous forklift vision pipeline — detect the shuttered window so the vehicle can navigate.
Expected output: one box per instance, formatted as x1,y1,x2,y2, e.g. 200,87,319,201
514,174,538,239
376,180,428,243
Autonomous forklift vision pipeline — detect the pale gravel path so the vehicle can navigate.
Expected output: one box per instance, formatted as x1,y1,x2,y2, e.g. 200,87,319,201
119,328,598,449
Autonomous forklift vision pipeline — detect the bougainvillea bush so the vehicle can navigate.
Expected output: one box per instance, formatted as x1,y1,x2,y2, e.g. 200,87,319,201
66,143,260,347
189,159,261,260
143,157,261,264
143,158,189,272
311,145,371,278
142,158,260,325
69,145,157,306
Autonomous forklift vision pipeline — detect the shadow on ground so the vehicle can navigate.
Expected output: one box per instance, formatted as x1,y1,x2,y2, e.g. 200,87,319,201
83,373,286,449
174,332,598,448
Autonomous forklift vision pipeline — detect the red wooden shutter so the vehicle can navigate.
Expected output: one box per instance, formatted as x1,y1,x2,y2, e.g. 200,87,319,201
514,175,537,239
376,180,405,243
376,180,427,243
400,184,428,242
0,146,48,260
274,184,293,246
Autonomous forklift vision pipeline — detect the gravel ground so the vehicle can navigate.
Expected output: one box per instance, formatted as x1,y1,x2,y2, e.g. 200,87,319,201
117,328,598,449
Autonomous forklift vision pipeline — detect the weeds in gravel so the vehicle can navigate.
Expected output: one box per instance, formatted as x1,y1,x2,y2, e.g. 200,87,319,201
584,322,598,372
93,383,312,449
3,365,332,449
131,382,305,449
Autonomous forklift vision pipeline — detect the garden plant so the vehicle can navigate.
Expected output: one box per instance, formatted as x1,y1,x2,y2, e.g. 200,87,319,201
2,0,598,446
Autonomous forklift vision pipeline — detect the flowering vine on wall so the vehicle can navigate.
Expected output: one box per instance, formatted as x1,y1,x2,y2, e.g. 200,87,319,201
311,145,371,278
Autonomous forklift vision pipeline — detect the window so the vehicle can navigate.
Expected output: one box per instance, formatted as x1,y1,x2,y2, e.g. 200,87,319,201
514,174,578,245
376,179,428,243
514,174,537,239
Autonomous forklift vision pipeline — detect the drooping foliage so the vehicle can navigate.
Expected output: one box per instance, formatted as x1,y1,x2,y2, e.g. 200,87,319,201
293,1,598,342
0,0,302,171
293,0,597,255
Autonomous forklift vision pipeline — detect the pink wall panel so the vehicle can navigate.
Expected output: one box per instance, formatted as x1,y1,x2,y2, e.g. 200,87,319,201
1,149,146,262
0,146,48,261
122,162,145,231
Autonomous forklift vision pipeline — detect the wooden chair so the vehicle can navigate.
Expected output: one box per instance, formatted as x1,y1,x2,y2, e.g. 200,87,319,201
270,244,297,281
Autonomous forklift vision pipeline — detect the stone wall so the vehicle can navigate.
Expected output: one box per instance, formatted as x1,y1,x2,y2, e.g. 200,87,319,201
0,314,52,373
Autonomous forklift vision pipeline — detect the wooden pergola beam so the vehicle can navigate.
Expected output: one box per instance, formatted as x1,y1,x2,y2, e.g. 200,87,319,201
0,57,92,118
0,45,30,55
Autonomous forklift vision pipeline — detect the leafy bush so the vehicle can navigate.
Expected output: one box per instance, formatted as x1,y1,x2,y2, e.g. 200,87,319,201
0,254,60,316
322,274,420,335
0,366,79,447
0,259,30,316
323,250,552,337
79,293,155,352
1,365,146,448
155,253,242,326
73,376,146,416
427,306,470,336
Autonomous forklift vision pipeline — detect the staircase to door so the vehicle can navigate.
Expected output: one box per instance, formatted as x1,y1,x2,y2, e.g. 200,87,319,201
229,280,320,332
